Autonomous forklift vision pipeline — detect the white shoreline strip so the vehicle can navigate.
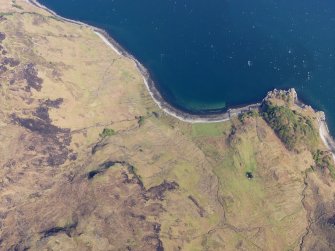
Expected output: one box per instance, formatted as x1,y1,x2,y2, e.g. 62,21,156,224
95,32,122,56
141,76,230,124
318,119,335,161
26,0,335,160
26,0,247,124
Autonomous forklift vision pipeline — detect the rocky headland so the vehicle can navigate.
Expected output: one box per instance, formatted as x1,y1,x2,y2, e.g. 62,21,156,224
1,1,335,250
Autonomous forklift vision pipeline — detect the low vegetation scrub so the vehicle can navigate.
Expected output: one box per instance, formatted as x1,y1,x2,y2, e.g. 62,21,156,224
313,149,335,178
262,101,318,151
238,110,259,123
99,128,116,137
138,116,145,127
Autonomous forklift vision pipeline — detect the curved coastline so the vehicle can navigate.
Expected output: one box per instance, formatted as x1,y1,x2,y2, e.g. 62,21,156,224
26,0,262,123
26,0,335,157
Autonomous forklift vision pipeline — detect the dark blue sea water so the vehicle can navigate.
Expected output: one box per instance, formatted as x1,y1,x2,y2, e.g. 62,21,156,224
39,0,335,133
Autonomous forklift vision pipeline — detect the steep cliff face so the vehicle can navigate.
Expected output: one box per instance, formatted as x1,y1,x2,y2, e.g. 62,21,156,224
1,1,335,250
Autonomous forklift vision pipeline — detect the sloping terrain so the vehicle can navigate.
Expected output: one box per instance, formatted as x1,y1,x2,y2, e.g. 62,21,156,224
1,1,335,250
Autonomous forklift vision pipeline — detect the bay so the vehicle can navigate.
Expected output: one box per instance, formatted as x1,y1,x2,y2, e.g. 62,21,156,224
39,0,335,133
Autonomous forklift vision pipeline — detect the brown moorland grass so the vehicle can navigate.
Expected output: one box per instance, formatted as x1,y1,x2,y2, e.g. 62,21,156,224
1,0,335,250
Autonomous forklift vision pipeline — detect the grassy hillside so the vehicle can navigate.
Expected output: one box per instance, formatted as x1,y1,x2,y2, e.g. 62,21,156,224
1,1,335,250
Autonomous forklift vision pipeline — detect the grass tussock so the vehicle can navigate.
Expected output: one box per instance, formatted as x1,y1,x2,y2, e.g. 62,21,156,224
99,128,116,138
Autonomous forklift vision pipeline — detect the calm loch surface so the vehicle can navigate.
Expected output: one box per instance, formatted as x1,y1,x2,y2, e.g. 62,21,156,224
39,0,335,133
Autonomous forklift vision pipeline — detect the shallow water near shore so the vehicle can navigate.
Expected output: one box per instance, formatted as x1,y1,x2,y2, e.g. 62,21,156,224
39,0,335,134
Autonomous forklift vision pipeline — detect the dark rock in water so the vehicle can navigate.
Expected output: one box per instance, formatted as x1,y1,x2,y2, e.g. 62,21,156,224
246,172,254,179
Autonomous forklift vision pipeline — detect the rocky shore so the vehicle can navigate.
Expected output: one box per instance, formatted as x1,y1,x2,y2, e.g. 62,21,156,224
27,0,335,157
265,88,335,159
3,2,335,249
26,0,262,123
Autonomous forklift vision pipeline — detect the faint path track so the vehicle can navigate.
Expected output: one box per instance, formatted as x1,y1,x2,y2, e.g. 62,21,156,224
26,0,335,158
